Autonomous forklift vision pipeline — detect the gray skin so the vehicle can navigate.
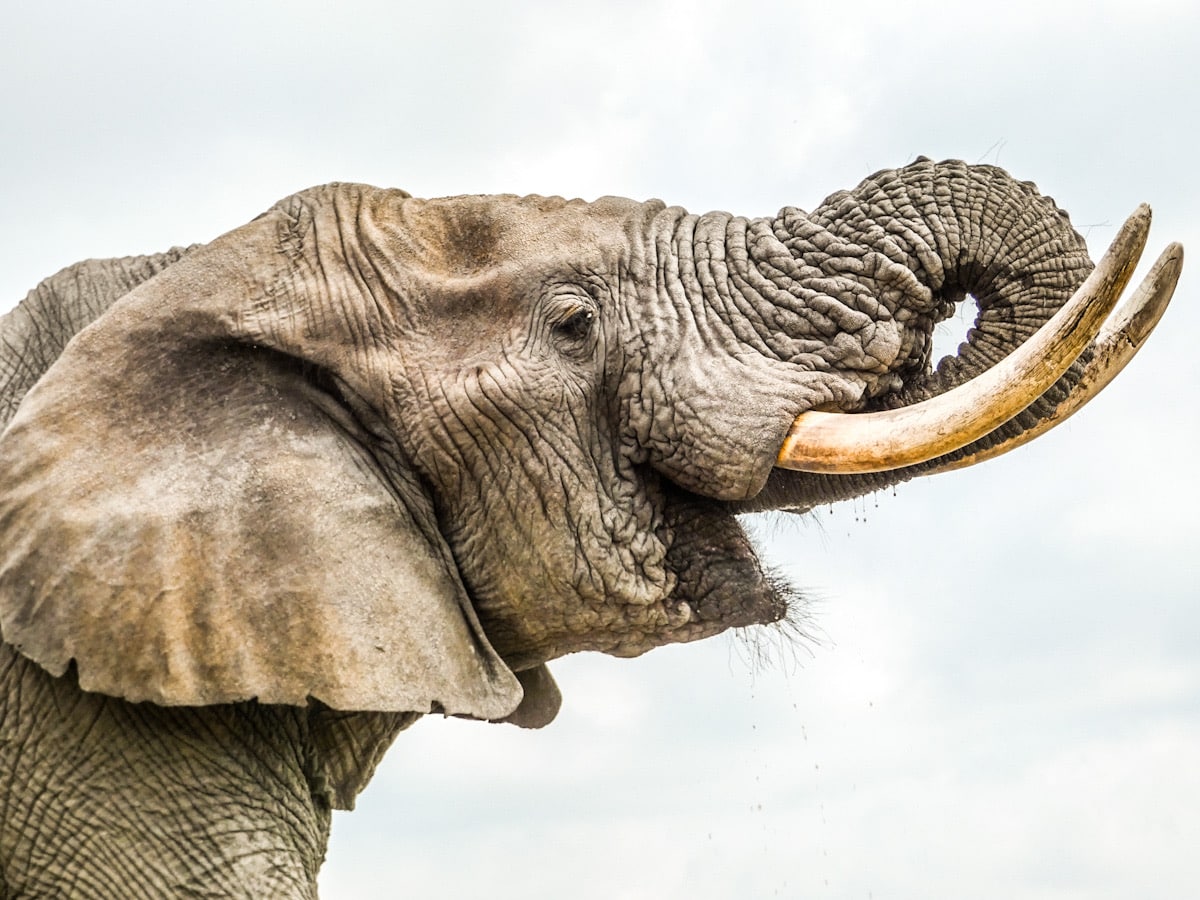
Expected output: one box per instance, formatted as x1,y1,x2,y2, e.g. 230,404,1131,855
0,159,1092,896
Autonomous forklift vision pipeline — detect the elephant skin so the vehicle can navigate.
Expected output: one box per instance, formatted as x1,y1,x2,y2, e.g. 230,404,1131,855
0,159,1146,895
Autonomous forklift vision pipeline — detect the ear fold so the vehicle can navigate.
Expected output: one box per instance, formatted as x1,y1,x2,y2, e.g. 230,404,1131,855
0,235,542,724
496,665,563,729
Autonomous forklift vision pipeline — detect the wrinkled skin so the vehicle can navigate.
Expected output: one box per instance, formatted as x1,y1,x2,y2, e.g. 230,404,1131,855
0,160,1095,895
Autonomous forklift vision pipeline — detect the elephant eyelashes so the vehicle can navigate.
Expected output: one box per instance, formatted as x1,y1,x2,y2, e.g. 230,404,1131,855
551,306,596,346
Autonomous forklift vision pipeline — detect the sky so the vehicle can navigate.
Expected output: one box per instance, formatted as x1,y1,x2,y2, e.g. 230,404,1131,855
2,1,1197,897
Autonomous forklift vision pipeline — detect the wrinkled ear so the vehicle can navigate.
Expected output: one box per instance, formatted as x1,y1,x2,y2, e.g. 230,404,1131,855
496,665,562,729
0,269,527,721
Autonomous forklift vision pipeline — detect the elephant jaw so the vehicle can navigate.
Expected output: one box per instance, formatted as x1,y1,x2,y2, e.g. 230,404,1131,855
773,207,1182,476
475,481,792,669
593,487,792,660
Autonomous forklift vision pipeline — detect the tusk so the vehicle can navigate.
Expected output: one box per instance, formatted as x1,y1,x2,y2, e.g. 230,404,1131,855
776,205,1152,474
932,241,1183,473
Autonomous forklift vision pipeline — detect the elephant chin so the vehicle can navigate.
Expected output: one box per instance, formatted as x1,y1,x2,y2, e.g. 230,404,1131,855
652,494,792,648
609,488,793,659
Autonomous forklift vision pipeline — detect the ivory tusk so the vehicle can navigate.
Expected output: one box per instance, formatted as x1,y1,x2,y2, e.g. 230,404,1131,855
776,205,1152,474
931,241,1183,473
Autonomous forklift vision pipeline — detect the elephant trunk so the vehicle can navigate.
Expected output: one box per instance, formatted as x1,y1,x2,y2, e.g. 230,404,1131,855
621,158,1173,511
726,158,1114,512
811,158,1095,404
775,205,1150,474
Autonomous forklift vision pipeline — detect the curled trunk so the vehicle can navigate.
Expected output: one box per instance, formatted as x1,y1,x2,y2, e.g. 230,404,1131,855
729,158,1100,512
775,206,1156,474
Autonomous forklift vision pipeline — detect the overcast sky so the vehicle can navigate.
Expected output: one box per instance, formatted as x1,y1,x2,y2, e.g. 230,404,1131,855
2,2,1197,897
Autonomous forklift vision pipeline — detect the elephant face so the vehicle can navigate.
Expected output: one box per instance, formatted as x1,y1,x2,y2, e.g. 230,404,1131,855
369,193,802,670
0,159,1178,728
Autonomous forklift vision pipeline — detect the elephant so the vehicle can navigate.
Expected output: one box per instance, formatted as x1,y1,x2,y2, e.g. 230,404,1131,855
0,158,1181,897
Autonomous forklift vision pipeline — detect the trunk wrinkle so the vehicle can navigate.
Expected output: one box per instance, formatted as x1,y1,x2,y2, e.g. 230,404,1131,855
731,159,1094,513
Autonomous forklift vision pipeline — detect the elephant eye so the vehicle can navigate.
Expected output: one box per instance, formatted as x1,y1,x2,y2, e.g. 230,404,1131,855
553,306,596,344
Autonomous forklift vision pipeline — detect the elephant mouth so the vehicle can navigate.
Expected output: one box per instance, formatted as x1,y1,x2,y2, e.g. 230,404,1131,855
535,462,791,663
654,486,793,648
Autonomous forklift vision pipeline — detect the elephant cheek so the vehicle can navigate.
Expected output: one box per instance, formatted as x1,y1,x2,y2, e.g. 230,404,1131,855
443,482,682,668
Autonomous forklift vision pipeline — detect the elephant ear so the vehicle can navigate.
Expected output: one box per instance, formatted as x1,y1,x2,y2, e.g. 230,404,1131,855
0,242,555,725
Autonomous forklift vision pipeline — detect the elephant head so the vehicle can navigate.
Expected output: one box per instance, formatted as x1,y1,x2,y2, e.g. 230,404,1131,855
0,158,1181,744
